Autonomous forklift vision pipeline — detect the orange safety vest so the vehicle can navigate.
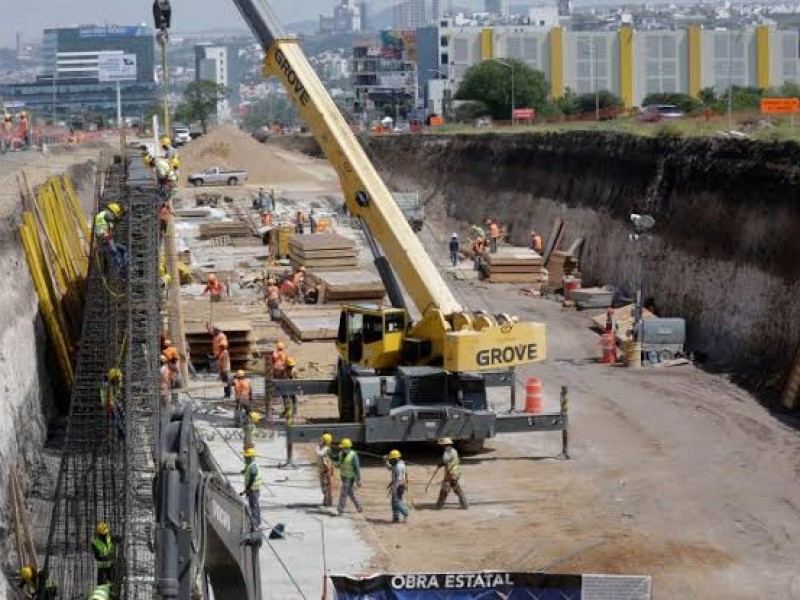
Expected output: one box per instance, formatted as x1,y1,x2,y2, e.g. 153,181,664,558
292,271,304,288
272,349,287,371
489,223,500,239
212,332,228,358
163,346,179,362
206,280,223,296
532,234,543,253
159,204,170,221
234,379,251,401
474,238,485,253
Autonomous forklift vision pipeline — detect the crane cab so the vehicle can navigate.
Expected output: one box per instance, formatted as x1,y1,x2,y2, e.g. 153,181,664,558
336,305,408,371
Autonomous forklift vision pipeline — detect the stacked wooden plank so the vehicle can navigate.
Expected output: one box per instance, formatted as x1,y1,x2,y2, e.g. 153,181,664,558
309,269,385,302
282,307,341,341
546,251,580,292
591,304,654,344
198,221,253,239
290,233,357,271
184,319,253,370
483,247,546,284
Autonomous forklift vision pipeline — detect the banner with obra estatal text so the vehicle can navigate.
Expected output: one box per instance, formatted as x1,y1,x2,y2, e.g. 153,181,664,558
329,571,652,600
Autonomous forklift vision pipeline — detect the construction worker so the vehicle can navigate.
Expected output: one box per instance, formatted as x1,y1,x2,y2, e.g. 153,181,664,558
295,210,305,234
309,208,318,233
435,438,468,509
94,202,127,274
201,273,225,301
19,565,37,598
291,266,306,303
159,354,172,406
256,187,267,210
241,447,262,526
158,200,174,234
234,370,253,426
385,449,410,523
243,411,260,450
162,339,179,363
265,277,281,320
218,339,231,399
335,438,363,515
316,433,334,507
282,357,298,418
100,368,125,440
160,136,175,160
91,521,116,585
89,583,113,600
269,187,277,211
468,221,485,240
530,230,543,254
271,341,287,379
449,233,460,267
487,219,500,254
145,152,177,199
472,236,486,270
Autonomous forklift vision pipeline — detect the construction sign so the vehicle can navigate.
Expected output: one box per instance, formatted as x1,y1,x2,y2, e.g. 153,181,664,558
760,97,800,114
329,572,652,599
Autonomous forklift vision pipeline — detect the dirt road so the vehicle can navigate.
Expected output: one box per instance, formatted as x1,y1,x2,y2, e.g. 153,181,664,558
249,143,800,599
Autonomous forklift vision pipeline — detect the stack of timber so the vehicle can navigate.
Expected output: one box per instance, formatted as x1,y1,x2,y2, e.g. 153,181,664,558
290,233,357,271
308,269,385,302
184,319,253,370
482,247,546,284
198,220,253,239
282,306,341,341
546,251,580,292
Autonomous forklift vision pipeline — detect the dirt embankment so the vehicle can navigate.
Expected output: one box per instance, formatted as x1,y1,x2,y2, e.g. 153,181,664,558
274,132,800,389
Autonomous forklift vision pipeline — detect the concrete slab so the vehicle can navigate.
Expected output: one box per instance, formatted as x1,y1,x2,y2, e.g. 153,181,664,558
192,403,372,600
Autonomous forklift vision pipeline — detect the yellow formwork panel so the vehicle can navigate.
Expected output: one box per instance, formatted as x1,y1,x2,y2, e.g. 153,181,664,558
756,25,770,89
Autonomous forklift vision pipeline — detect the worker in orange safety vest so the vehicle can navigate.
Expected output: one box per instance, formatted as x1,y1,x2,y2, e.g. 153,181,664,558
271,342,287,379
201,274,225,301
234,369,253,426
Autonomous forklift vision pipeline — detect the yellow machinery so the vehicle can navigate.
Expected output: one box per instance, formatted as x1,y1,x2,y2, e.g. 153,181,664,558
231,0,559,447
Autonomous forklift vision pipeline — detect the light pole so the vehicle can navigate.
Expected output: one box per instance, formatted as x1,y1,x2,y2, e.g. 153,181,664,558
487,58,515,123
630,213,655,367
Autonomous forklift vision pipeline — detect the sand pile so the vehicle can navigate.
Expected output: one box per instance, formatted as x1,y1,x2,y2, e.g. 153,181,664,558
179,124,329,186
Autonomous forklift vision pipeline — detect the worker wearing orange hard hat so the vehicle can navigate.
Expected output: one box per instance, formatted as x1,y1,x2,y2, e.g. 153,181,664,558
201,273,225,302
234,369,253,426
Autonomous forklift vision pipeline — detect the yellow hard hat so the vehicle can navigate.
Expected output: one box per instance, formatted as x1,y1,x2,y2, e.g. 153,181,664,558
236,369,246,378
276,342,284,350
388,449,401,460
286,358,296,367
339,438,352,449
298,266,306,272
96,521,110,535
160,354,167,363
160,136,171,146
321,433,333,445
208,274,217,282
439,437,454,446
164,339,173,346
249,411,261,423
108,368,122,381
170,157,181,169
107,202,122,217
20,566,34,582
244,447,257,458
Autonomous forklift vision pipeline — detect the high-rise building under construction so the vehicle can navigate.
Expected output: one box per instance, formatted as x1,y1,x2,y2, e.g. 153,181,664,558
394,0,427,29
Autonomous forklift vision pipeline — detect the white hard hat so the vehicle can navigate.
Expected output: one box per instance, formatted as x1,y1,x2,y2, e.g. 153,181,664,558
451,233,458,238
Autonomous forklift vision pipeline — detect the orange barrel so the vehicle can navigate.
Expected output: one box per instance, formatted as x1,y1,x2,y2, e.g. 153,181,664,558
524,377,543,413
601,332,617,364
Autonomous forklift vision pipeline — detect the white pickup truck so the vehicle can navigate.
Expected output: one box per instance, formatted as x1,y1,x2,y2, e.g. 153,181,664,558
188,166,248,186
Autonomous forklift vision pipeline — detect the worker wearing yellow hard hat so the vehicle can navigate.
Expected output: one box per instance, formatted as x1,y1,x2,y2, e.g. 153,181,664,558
242,447,262,525
385,449,410,523
436,438,468,509
242,407,260,450
335,438,363,515
316,432,335,507
91,521,115,584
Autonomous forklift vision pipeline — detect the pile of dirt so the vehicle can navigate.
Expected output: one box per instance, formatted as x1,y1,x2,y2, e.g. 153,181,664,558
178,124,335,188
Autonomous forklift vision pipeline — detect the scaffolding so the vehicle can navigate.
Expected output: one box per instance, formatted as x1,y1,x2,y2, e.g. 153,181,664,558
41,159,161,599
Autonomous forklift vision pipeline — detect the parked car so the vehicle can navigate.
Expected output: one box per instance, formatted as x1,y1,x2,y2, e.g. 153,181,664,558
640,104,684,122
172,126,191,146
187,166,248,186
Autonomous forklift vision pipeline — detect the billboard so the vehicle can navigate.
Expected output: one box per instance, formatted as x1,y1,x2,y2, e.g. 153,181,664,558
329,572,652,599
79,25,148,38
98,53,137,82
380,29,417,62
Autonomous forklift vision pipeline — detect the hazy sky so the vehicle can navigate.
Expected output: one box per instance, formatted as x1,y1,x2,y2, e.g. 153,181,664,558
3,0,395,48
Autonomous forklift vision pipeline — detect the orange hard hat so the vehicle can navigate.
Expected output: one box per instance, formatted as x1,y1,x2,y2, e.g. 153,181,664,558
208,274,217,282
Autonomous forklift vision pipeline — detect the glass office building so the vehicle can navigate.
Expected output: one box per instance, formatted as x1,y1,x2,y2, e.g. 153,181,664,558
1,25,157,124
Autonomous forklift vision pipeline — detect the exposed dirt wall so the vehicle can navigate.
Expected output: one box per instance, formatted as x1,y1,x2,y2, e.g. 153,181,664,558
273,133,800,386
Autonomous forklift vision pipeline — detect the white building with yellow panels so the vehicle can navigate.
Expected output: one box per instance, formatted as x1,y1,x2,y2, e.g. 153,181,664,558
429,20,800,109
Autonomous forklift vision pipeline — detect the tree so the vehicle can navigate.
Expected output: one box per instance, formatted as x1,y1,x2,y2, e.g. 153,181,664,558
241,94,299,131
453,100,491,122
455,59,549,120
176,80,229,133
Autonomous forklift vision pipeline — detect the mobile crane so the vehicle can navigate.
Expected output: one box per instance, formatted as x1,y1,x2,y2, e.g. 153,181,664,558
230,0,565,448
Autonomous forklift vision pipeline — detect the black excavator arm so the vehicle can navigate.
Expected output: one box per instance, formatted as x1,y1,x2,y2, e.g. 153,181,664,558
156,407,262,599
